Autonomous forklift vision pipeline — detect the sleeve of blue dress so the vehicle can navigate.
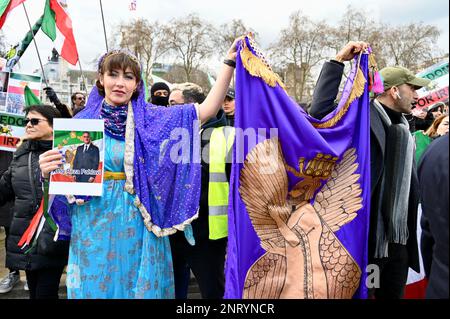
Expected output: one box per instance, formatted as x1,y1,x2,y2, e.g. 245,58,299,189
130,102,202,236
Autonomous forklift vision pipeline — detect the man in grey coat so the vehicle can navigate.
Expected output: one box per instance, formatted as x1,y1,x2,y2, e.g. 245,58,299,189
309,42,430,298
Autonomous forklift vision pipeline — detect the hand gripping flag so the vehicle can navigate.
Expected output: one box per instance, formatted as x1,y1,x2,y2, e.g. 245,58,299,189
224,36,372,299
41,0,78,65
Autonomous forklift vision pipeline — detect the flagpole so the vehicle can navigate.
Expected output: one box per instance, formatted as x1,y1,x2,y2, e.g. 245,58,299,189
22,3,49,88
99,0,109,52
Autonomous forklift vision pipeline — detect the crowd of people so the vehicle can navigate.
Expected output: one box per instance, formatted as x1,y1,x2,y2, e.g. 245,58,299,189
0,37,448,300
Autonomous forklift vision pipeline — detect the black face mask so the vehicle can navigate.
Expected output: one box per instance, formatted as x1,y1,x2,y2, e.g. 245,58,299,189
151,95,169,107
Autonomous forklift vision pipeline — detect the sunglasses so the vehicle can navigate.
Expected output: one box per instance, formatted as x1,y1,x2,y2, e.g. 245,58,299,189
25,118,48,126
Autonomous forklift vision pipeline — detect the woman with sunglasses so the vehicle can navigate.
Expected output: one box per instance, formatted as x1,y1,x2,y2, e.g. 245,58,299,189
0,105,69,299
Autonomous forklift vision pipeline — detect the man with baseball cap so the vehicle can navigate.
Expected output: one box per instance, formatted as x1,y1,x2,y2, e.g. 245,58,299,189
223,88,235,126
309,41,431,299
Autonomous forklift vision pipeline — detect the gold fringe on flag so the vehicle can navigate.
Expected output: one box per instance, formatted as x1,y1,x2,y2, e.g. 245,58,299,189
240,39,286,91
313,66,367,129
369,53,378,70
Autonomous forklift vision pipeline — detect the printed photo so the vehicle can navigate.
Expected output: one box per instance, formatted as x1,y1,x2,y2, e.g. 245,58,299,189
0,71,10,110
49,119,105,196
0,71,9,93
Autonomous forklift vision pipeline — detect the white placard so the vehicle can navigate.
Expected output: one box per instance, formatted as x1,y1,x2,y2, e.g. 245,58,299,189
49,119,105,196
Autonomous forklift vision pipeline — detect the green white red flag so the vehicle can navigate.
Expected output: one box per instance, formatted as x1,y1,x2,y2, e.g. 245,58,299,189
0,0,26,29
8,72,41,96
42,0,78,65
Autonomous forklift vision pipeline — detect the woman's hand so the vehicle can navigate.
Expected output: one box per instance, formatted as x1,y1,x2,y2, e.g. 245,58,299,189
226,35,245,61
198,34,247,123
39,149,64,179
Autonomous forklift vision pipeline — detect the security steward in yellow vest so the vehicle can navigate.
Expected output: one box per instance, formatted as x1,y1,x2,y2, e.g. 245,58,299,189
169,108,234,299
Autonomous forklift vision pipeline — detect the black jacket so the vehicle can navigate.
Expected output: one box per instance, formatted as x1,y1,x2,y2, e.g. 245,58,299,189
419,134,449,299
0,140,69,271
0,150,13,227
169,110,230,246
309,61,420,271
72,143,100,182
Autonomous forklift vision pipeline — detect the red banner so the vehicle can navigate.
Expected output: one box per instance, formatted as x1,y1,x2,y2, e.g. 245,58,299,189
413,86,449,110
0,135,20,150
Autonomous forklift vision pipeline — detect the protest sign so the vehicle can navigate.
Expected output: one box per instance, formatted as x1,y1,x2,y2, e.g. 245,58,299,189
414,60,449,110
0,71,42,151
49,119,105,196
416,60,449,81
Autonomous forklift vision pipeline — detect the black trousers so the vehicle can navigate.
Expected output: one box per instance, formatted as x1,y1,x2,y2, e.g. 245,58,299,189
3,227,19,274
369,243,410,299
25,266,65,299
170,232,227,299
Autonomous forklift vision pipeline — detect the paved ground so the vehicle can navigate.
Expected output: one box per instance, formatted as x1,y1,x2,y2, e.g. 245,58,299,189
0,227,201,299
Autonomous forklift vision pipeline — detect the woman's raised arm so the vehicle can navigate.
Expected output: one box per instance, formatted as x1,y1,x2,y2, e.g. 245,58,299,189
198,36,243,123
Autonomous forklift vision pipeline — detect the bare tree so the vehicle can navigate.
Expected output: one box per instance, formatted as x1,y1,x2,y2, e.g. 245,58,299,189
269,11,332,103
380,22,441,72
328,5,385,70
214,19,255,54
164,14,215,82
118,18,170,84
164,64,210,90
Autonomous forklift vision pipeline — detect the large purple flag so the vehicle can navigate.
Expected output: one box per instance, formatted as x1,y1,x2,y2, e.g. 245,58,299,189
225,37,371,299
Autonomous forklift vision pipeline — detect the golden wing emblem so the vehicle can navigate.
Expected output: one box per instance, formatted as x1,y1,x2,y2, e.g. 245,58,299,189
239,138,291,299
240,139,364,299
313,148,363,298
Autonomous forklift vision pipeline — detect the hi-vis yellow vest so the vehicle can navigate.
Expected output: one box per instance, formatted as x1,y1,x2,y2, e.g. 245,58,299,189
208,126,235,240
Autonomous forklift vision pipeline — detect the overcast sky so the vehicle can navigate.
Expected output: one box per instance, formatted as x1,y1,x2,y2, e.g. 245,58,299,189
2,0,449,76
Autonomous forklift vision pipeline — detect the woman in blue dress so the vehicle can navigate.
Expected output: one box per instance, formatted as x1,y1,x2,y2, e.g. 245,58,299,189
38,38,241,299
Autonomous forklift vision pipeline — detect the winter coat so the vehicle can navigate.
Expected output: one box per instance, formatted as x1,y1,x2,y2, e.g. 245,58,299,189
0,140,69,271
0,151,13,227
308,60,419,272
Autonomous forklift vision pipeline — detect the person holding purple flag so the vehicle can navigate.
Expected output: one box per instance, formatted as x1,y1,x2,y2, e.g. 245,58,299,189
38,37,242,298
225,36,372,299
310,49,431,298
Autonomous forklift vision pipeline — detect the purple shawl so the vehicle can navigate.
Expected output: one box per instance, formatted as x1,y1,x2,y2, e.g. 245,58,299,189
53,50,201,237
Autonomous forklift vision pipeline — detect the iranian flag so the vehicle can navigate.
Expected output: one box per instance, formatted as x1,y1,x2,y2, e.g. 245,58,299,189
41,0,78,65
0,0,27,29
7,72,41,96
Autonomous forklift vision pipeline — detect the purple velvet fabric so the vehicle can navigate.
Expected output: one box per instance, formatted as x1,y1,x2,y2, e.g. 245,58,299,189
224,38,371,299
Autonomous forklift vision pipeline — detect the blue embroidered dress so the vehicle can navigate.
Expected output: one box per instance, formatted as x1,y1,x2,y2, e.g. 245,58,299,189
66,136,174,299
50,50,201,299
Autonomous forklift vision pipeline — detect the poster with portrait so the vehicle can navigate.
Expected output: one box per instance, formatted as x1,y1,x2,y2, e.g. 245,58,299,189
0,71,42,152
49,119,105,196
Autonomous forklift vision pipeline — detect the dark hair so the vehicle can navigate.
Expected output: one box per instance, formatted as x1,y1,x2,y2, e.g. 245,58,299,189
183,89,206,104
82,131,91,137
96,52,141,100
71,92,85,104
24,104,61,127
